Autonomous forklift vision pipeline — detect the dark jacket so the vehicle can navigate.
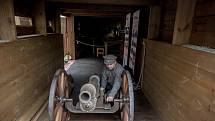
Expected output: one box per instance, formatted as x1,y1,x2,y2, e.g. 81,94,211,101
101,63,124,97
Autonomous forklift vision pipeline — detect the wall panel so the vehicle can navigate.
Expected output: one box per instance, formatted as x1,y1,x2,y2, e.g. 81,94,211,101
142,40,215,121
190,0,215,48
158,0,177,43
0,34,64,121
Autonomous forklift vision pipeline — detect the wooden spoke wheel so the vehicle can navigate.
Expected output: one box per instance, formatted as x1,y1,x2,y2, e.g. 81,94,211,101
121,70,134,121
48,69,70,121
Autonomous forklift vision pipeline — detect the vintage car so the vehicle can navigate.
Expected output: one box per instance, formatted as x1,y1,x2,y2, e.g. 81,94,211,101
48,69,134,121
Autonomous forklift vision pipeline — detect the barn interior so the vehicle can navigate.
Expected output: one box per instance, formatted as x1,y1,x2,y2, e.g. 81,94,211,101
0,0,215,121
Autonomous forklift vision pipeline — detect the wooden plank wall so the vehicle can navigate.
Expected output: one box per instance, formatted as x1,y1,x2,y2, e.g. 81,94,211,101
190,0,215,48
16,27,35,36
158,0,177,43
0,34,64,121
172,0,196,45
0,0,16,41
142,40,215,121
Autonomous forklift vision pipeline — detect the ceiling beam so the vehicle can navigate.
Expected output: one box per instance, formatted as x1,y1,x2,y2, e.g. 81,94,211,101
47,2,144,17
48,2,143,12
62,11,126,17
61,8,129,17
47,0,158,6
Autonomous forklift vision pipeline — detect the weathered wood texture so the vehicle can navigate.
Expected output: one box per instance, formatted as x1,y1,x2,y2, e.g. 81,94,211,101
190,0,215,48
66,16,76,59
0,34,64,121
46,7,60,33
172,0,196,45
147,6,161,40
158,0,177,43
142,40,215,121
14,0,36,36
0,0,16,41
14,0,34,17
16,27,35,36
48,0,158,6
33,0,47,34
55,11,61,33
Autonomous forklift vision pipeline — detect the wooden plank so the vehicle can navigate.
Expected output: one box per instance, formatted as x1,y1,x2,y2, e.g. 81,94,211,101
195,0,215,17
17,92,48,121
0,0,16,41
158,0,176,42
144,57,215,121
16,27,35,36
172,0,197,45
148,6,161,40
31,100,48,121
142,40,215,121
192,16,215,32
55,10,61,33
0,34,64,121
66,16,75,59
33,0,46,34
190,1,215,48
160,20,175,31
158,30,173,43
48,0,158,6
190,32,215,48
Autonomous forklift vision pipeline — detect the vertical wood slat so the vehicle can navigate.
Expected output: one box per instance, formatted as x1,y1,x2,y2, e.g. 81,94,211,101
172,0,197,45
55,10,61,33
66,15,76,59
0,34,64,121
0,0,16,41
158,0,177,42
190,0,215,48
147,6,161,40
33,0,46,34
142,40,215,121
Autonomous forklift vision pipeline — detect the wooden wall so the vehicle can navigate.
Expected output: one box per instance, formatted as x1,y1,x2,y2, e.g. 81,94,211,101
142,40,215,121
158,0,177,43
190,0,215,48
0,34,64,121
16,27,35,36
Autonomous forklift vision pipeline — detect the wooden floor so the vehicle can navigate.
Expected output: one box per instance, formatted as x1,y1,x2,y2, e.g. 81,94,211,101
37,58,162,121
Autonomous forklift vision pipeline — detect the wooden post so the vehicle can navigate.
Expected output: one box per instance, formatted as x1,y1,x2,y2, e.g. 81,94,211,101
67,15,76,59
33,0,46,34
172,0,197,45
0,0,16,41
55,10,61,33
104,42,108,55
147,6,161,40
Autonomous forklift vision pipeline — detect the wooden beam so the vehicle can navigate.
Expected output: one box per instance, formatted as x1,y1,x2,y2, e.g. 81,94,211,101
55,10,61,33
143,40,215,121
61,7,134,13
147,6,161,40
61,7,128,17
0,0,16,41
66,15,75,59
69,12,125,17
0,34,64,121
48,0,158,6
190,1,215,48
49,2,144,15
172,0,197,45
33,0,47,34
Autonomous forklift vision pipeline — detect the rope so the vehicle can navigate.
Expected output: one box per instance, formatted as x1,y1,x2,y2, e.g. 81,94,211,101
76,40,121,47
135,40,146,91
76,40,104,47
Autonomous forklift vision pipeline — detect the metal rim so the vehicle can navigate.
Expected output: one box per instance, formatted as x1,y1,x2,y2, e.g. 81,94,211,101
121,70,134,121
48,69,70,121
